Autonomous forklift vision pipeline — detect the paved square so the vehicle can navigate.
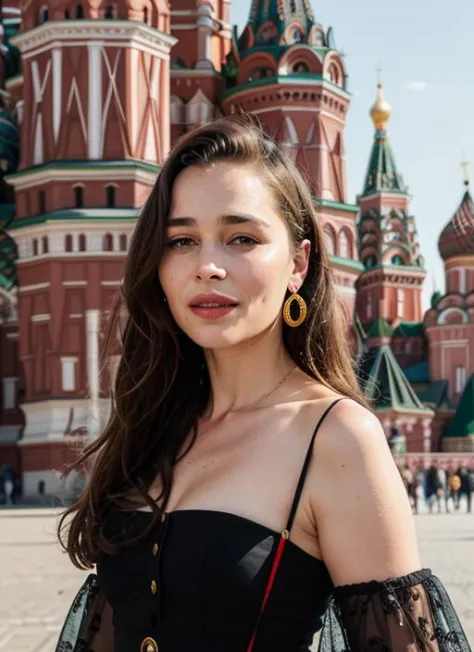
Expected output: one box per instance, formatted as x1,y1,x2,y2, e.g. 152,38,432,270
0,508,473,650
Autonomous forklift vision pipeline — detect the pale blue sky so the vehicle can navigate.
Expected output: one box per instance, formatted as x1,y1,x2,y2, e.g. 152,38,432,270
230,0,474,309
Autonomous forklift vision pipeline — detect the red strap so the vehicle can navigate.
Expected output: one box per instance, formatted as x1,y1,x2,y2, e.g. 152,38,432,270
246,531,289,652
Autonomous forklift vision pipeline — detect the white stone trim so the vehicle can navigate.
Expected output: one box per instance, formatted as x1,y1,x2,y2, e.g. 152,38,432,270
11,21,177,57
61,356,78,391
31,313,51,322
8,166,156,189
19,282,50,293
62,280,87,286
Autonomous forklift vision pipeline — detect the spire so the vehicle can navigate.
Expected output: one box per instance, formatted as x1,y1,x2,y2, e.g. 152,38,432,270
362,81,405,196
358,344,431,415
240,0,317,51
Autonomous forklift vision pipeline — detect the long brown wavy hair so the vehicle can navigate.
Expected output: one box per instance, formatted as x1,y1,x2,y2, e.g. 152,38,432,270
59,115,367,569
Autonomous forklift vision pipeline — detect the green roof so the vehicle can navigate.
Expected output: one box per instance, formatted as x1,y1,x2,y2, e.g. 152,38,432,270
357,344,431,414
6,159,160,182
361,132,406,197
444,375,474,437
8,207,140,230
392,321,424,338
366,318,393,338
328,255,364,272
414,380,452,410
404,360,430,384
315,198,359,213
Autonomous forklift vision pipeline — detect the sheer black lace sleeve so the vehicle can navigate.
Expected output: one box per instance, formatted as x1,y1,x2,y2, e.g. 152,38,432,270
55,574,114,652
317,569,471,652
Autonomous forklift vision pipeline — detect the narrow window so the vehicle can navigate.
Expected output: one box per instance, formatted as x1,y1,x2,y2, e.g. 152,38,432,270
105,4,114,17
39,7,49,23
61,358,77,391
76,4,84,18
65,234,73,252
78,234,86,252
64,8,70,17
74,186,84,208
397,289,404,318
38,190,46,214
32,238,38,256
119,234,127,251
103,233,113,251
143,6,149,22
106,185,116,208
455,366,466,394
42,236,49,254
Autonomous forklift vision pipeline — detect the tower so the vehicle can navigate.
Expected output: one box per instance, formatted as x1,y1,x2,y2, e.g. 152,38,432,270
3,0,176,496
424,171,474,414
169,0,232,144
219,2,362,315
356,82,425,331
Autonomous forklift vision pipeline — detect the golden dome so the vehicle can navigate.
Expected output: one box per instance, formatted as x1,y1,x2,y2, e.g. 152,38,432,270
370,83,392,131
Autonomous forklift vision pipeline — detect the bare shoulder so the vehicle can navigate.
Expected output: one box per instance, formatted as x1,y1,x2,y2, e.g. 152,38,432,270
306,398,421,585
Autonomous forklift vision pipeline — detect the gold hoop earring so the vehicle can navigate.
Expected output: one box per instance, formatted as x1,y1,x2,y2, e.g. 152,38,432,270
283,292,307,327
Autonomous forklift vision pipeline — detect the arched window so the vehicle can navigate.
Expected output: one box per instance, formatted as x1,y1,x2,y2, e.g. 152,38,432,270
105,4,114,17
323,226,335,256
291,28,303,43
391,254,403,265
338,230,349,258
248,67,274,81
64,8,70,17
78,234,86,252
103,233,113,252
42,236,49,254
119,234,127,251
76,4,84,18
74,186,84,208
143,6,149,23
363,254,377,269
39,6,49,23
32,238,38,256
293,61,309,73
65,234,73,252
106,185,116,208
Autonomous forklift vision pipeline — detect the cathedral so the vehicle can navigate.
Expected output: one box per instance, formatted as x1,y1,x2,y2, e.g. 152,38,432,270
0,0,473,498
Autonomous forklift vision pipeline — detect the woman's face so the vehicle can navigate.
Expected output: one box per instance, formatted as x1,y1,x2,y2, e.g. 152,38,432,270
158,161,310,350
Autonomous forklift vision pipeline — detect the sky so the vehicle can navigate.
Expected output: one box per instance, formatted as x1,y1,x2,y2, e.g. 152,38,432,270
230,0,474,309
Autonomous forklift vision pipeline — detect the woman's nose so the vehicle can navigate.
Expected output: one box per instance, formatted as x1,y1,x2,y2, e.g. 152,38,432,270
196,260,227,281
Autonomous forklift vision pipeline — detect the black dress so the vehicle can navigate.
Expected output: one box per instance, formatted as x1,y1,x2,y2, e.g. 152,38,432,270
55,400,471,652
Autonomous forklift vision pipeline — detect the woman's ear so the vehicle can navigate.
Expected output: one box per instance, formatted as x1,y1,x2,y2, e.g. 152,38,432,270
288,239,311,292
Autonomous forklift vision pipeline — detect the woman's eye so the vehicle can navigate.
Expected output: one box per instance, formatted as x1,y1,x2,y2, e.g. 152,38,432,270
231,235,259,246
166,237,194,249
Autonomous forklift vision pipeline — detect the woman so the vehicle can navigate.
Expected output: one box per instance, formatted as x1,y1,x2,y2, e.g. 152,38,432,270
56,116,470,652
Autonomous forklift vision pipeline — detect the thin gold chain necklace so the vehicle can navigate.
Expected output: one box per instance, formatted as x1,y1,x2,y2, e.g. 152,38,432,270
238,365,297,411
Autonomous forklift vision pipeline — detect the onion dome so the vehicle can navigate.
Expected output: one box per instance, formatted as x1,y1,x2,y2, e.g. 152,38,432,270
438,183,474,261
370,83,392,132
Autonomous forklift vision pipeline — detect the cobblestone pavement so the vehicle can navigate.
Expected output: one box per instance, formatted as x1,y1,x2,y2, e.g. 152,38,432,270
0,507,473,651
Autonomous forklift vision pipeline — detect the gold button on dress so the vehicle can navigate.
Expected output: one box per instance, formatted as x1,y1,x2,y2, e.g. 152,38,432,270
152,543,159,556
150,580,158,594
140,636,158,652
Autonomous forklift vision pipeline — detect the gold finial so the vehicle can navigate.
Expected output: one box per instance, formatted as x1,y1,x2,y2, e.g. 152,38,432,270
370,66,392,132
461,153,470,186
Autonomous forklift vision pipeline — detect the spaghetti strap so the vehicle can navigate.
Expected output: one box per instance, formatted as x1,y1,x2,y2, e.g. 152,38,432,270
285,397,346,533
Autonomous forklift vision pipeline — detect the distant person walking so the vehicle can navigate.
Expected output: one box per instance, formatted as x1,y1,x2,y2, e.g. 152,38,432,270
425,461,443,513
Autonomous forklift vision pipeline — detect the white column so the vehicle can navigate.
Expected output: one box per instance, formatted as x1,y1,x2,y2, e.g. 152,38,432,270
196,8,214,70
86,310,101,436
52,47,62,143
88,43,103,159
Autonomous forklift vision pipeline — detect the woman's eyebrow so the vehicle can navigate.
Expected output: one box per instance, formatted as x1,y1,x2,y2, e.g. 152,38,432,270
167,214,271,229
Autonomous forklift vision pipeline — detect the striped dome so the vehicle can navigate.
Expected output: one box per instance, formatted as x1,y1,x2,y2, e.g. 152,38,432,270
438,187,474,260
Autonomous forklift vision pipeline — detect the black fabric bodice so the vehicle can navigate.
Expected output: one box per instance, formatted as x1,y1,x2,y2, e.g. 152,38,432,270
97,508,334,652
55,397,468,652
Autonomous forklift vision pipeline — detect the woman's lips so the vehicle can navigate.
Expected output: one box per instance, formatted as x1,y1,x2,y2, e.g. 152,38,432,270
189,302,238,319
